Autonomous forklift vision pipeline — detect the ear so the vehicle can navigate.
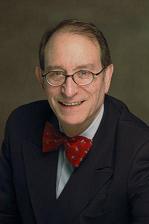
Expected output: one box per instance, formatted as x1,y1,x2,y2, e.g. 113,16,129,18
35,65,44,88
104,64,114,93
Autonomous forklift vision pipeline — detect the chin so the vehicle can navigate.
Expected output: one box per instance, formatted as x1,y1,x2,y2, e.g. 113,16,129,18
58,116,86,127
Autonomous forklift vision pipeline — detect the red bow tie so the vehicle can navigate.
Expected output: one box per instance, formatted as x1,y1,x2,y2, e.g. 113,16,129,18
42,122,92,167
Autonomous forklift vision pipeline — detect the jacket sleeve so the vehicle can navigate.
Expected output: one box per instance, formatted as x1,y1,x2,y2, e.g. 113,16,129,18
0,125,21,224
128,140,149,224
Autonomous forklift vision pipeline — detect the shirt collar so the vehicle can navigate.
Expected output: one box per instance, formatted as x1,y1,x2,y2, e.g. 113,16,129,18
81,104,104,139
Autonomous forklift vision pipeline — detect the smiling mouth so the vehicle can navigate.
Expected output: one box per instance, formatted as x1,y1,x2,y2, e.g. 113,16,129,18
59,101,84,106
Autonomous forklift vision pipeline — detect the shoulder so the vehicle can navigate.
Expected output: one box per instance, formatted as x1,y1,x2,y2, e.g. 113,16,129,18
106,95,149,129
4,100,54,140
107,95,149,149
7,100,51,124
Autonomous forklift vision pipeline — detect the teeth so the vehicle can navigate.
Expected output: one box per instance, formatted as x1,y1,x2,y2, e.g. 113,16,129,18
61,101,82,106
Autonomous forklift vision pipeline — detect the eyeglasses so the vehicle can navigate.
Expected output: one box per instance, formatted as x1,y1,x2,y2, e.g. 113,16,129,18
42,67,106,87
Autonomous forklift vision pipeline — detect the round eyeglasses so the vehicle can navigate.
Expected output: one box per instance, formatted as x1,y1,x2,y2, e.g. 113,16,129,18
42,67,106,87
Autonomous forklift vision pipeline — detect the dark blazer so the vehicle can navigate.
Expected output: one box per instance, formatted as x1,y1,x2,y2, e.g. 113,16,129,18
1,95,149,224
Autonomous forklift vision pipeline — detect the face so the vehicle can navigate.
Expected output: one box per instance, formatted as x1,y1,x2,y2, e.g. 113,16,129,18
36,32,113,136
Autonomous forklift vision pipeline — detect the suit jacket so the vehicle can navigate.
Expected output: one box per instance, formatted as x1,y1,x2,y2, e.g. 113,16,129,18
1,95,149,224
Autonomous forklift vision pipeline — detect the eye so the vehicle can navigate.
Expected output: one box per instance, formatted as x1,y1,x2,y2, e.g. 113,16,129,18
80,70,88,75
46,71,65,83
77,70,92,79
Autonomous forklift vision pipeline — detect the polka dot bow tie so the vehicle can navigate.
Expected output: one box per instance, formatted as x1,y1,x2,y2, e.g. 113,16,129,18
42,122,93,167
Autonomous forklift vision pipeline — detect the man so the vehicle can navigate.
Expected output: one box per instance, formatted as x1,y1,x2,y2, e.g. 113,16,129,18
1,19,149,224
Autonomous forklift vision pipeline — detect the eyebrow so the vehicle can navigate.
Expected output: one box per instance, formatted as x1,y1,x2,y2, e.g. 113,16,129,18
74,64,97,70
45,63,97,71
45,65,64,71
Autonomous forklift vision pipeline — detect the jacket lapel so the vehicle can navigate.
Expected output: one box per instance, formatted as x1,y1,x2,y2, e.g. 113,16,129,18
22,110,60,224
22,140,58,224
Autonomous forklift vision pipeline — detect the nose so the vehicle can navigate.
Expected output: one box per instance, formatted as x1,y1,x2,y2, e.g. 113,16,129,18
61,76,78,98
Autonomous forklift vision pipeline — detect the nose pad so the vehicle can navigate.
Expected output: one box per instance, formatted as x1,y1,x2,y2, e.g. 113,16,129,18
61,76,78,97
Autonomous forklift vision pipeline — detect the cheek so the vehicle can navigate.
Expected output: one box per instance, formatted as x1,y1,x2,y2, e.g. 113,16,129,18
44,87,58,107
88,82,105,110
88,80,105,100
44,85,59,98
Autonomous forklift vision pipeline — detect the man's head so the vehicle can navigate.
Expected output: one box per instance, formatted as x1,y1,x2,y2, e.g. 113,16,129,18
36,19,113,136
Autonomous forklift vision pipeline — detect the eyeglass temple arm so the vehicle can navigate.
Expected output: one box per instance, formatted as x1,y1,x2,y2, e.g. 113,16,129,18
95,67,106,76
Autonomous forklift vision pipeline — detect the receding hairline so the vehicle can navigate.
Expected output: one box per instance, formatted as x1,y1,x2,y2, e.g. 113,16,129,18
44,27,101,55
52,24,100,38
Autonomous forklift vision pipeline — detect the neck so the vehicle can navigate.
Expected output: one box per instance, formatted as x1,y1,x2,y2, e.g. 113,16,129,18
60,123,88,137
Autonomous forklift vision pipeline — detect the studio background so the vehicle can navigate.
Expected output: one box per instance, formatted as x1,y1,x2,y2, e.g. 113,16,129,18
0,0,149,144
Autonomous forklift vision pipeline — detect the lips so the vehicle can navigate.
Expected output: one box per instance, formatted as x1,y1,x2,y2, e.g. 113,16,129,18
59,101,84,106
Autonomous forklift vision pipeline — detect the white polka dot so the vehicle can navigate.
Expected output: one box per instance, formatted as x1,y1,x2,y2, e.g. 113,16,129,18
80,139,85,143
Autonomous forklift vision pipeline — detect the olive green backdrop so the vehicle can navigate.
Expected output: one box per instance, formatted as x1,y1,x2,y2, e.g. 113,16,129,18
1,0,149,144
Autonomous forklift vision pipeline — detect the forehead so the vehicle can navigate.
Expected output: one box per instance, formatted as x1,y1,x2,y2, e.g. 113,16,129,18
44,32,101,69
45,31,101,54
